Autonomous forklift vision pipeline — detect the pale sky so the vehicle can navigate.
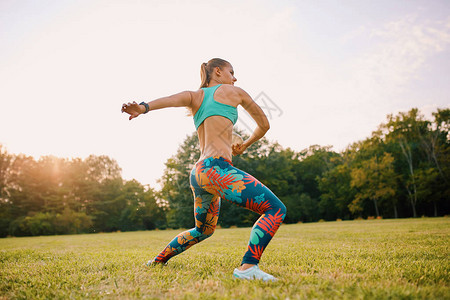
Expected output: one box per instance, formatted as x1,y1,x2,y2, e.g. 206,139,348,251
1,0,449,188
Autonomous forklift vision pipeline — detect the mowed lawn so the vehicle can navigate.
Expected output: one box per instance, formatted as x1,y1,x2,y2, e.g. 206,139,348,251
0,218,449,299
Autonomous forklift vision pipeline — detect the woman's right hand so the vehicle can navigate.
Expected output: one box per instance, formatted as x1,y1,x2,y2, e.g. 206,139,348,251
121,101,144,120
232,142,248,156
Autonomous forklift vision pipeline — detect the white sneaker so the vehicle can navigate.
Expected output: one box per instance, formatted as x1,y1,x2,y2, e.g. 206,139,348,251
233,265,278,282
145,259,167,267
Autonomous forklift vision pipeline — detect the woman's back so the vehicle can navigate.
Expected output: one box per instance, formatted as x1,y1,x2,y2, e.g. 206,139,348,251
191,84,242,161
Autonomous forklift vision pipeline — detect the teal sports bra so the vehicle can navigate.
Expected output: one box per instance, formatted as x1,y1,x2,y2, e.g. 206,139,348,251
193,84,238,129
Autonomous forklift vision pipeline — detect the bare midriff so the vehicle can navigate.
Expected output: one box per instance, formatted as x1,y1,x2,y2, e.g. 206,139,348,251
197,115,234,162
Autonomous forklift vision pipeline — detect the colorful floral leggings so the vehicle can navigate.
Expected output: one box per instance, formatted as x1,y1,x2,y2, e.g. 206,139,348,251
153,156,286,265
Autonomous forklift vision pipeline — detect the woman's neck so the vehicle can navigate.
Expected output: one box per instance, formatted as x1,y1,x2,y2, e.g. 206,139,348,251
208,78,223,87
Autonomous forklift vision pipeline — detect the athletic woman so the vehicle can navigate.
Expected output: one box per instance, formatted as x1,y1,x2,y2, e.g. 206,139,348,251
121,58,286,281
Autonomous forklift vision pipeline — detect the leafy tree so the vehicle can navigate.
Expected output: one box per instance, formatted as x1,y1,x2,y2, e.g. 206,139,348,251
90,177,124,232
350,153,397,217
290,145,340,222
114,180,163,231
415,167,441,217
8,154,42,215
318,155,354,220
382,109,437,217
295,145,340,200
53,208,93,234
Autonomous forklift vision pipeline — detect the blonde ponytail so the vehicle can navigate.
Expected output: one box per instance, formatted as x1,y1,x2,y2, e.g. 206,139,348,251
199,58,230,88
200,63,209,88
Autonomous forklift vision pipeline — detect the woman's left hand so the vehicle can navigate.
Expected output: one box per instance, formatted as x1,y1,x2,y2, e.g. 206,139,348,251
121,101,144,120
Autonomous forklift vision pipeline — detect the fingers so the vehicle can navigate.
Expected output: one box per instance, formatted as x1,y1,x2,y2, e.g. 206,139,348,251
231,144,244,155
121,101,138,113
122,102,132,112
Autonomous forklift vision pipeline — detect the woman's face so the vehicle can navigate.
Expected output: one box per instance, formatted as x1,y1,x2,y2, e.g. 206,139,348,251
217,64,237,85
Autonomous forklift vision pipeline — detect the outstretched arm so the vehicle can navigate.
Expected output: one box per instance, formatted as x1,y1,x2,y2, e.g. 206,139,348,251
121,91,193,120
232,88,270,155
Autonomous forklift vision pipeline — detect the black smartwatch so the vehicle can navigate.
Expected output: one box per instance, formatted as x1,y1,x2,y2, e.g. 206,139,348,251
139,102,150,114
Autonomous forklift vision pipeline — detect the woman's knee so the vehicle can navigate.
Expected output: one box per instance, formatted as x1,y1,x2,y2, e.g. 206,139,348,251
194,228,215,241
273,200,287,220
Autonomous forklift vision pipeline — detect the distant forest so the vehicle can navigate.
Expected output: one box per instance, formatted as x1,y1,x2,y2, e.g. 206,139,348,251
0,107,448,237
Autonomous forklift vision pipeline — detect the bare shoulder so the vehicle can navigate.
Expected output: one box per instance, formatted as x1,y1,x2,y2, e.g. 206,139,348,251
220,84,246,95
220,85,252,104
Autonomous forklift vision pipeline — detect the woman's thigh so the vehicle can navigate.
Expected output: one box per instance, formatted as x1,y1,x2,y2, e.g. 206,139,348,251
193,157,284,214
190,166,221,235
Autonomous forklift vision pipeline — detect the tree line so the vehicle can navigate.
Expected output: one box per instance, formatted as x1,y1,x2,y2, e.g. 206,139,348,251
0,107,448,237
0,154,165,237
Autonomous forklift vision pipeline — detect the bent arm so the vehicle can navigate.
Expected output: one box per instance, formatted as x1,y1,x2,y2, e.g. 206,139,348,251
238,88,270,149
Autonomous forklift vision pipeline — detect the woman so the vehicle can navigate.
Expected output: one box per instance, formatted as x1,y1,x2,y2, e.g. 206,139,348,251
121,58,286,281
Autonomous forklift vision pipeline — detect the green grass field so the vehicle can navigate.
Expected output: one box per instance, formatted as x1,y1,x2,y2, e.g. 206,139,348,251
1,218,449,299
